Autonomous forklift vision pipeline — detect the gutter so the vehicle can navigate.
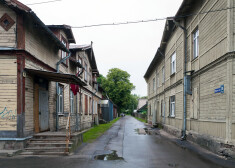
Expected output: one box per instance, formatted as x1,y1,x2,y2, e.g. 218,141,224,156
0,136,33,141
55,51,71,131
172,18,187,140
0,47,17,50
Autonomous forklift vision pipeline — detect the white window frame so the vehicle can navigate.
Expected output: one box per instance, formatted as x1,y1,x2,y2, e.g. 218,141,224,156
170,95,175,117
193,29,199,59
162,66,165,84
70,90,74,113
58,85,64,114
171,52,176,74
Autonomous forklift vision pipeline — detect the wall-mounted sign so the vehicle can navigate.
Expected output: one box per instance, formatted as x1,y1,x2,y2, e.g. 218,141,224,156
214,85,224,94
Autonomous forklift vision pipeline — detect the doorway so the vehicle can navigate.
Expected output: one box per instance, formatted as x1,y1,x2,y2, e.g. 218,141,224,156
39,90,49,132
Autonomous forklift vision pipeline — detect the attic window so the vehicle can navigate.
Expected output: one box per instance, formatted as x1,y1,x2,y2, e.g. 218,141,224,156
3,19,9,26
0,13,15,31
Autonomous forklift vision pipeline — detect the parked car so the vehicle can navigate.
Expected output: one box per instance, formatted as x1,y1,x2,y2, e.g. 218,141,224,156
121,113,125,117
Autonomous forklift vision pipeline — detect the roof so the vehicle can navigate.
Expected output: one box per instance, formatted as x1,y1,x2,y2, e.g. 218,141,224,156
144,0,195,79
70,44,99,74
70,44,91,51
25,68,87,86
0,0,69,52
137,103,147,112
137,99,147,110
47,25,76,43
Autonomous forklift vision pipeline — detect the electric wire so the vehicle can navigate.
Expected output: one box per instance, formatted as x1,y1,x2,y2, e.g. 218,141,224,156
71,6,235,29
26,0,62,6
23,1,235,29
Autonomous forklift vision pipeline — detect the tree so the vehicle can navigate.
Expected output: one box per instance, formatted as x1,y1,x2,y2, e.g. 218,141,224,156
98,68,135,113
126,94,139,114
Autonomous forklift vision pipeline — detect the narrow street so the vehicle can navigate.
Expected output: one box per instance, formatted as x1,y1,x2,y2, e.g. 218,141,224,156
0,116,228,168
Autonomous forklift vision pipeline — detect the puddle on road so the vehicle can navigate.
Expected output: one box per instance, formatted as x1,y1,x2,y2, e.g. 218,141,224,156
134,128,159,135
94,150,124,161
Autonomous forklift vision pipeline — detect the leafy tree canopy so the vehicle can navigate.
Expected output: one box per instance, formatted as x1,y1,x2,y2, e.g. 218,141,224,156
98,68,136,112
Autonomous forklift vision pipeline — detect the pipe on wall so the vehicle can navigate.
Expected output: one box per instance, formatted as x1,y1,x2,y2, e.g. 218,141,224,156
56,52,71,131
173,19,187,140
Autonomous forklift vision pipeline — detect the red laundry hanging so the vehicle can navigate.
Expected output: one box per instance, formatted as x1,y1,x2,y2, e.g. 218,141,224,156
70,84,79,95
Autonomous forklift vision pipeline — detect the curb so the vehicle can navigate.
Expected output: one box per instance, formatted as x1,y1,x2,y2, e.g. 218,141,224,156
154,129,235,168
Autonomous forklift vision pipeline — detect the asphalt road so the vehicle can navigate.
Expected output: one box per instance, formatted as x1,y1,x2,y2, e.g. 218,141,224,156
0,116,229,168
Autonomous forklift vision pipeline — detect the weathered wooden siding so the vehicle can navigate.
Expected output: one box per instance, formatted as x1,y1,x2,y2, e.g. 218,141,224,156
24,17,59,70
0,57,17,131
232,124,235,140
186,0,227,71
25,59,57,132
0,4,16,48
190,120,226,139
24,73,34,135
199,61,227,121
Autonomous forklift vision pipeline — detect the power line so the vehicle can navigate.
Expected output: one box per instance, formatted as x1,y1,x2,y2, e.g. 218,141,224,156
72,6,235,29
26,0,62,6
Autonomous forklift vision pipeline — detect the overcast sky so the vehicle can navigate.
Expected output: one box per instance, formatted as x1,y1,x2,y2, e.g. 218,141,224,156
20,0,183,97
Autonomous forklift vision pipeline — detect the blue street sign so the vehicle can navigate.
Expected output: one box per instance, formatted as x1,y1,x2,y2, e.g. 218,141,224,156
214,85,224,94
214,88,221,93
220,85,224,93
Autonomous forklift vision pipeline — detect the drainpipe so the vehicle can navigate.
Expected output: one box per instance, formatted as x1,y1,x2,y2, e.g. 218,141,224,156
157,48,165,124
173,19,187,140
56,51,71,131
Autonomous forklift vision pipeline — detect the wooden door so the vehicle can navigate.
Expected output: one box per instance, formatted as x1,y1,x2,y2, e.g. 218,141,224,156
39,90,49,131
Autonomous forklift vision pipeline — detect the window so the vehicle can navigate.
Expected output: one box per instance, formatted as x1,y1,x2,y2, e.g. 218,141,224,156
84,63,88,81
0,13,15,31
89,68,92,85
152,78,156,92
170,95,175,117
171,52,176,74
161,100,164,117
193,29,199,59
149,104,151,116
85,95,88,115
89,97,92,114
94,101,97,114
58,85,64,114
148,83,151,95
162,66,165,83
70,90,74,113
80,93,83,114
61,37,67,64
156,73,159,88
77,56,83,74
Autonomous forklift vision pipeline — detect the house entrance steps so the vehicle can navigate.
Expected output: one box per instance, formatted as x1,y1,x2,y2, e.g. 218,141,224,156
20,130,88,156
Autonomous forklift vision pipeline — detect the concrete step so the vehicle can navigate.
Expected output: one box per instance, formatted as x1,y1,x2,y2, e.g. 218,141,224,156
33,136,68,140
27,142,72,148
20,151,69,156
29,139,74,143
25,147,71,152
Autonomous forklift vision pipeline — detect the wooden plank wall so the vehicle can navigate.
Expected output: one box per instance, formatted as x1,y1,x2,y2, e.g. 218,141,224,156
0,4,16,48
0,57,17,131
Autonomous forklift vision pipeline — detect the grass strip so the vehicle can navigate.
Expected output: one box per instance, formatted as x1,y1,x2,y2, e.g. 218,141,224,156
83,117,120,143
